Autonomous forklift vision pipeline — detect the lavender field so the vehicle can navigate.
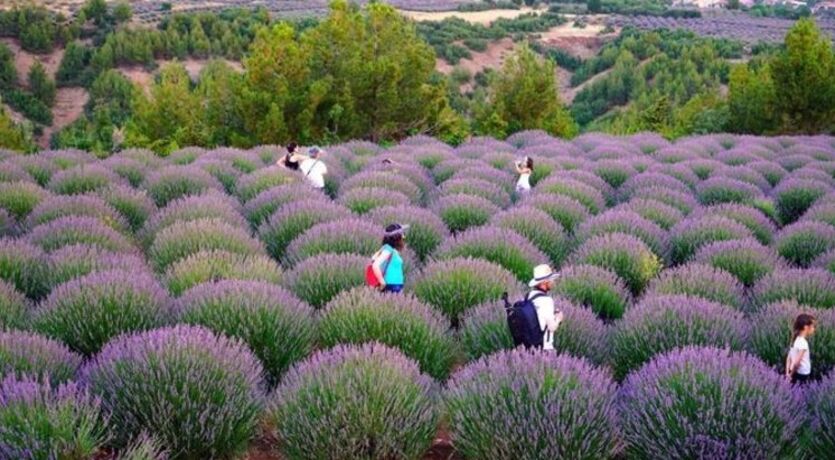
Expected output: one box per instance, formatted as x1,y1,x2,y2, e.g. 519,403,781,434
1,132,835,458
612,11,835,43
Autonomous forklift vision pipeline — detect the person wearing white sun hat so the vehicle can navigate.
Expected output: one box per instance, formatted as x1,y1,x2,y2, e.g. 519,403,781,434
527,264,564,351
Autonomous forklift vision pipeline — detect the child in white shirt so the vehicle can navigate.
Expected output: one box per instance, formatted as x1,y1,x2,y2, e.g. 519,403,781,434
786,313,817,384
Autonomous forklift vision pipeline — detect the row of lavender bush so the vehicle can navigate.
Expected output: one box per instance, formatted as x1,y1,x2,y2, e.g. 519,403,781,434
0,131,834,458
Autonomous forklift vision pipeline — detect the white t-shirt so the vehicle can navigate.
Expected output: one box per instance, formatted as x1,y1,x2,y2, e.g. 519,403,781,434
300,158,327,189
789,336,811,375
516,172,531,192
528,290,561,351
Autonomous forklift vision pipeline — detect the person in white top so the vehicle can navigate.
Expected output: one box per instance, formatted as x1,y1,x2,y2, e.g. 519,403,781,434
527,264,564,351
300,146,328,190
515,156,533,196
786,313,817,384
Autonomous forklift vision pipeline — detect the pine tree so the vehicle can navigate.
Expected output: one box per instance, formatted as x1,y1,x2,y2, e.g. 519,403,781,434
113,2,132,24
56,41,92,86
0,43,17,91
28,61,56,107
727,63,778,134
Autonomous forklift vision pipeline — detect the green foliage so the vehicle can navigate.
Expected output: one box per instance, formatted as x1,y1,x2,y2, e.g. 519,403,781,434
478,44,577,138
0,44,17,91
0,106,34,152
27,62,56,108
113,1,133,23
56,41,93,87
728,63,778,134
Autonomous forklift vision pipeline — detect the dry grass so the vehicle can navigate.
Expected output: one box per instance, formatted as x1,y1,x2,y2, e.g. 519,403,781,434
399,6,544,25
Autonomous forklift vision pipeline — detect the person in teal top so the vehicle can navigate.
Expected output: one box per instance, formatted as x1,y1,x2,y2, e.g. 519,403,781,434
371,223,408,293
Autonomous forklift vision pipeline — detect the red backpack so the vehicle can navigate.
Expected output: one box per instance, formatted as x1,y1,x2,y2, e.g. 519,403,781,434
365,250,392,288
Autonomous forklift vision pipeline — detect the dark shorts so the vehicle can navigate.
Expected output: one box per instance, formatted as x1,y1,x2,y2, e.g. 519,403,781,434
792,373,811,385
384,284,403,293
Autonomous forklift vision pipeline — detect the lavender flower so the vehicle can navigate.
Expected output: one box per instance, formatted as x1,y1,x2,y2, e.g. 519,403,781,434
536,177,606,214
234,166,299,202
47,164,123,195
138,190,247,248
646,263,745,309
341,171,422,204
25,194,129,233
282,253,368,309
244,183,327,228
669,215,754,265
694,238,785,287
164,249,282,296
747,301,835,374
525,193,592,234
337,186,412,215
748,160,788,187
577,209,668,259
148,218,263,272
257,199,351,261
283,218,381,267
96,184,157,232
0,181,50,221
772,178,831,224
141,165,224,207
696,177,765,206
431,193,500,234
27,216,136,254
813,249,835,274
691,203,777,245
102,156,148,187
570,233,662,295
0,238,50,299
491,206,570,267
630,186,699,215
47,243,148,288
752,268,835,310
0,330,81,384
775,221,835,267
806,371,835,456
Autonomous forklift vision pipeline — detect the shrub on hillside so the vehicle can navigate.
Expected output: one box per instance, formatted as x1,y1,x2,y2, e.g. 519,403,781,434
0,330,81,385
432,194,500,234
0,181,50,221
27,216,135,254
0,239,50,299
47,244,147,288
142,165,224,207
775,221,835,267
164,250,282,296
175,280,315,384
668,215,754,265
148,218,263,272
269,343,437,460
444,349,619,460
772,178,830,224
25,194,129,233
283,218,380,267
367,205,449,262
413,258,520,324
570,233,662,295
593,159,638,188
525,193,591,234
47,164,122,195
318,288,456,380
96,184,157,232
436,226,548,283
490,206,570,267
0,376,107,460
752,268,835,310
257,200,351,261
34,270,170,355
746,301,835,376
458,296,608,364
80,325,265,457
282,253,367,309
645,263,744,309
619,347,803,458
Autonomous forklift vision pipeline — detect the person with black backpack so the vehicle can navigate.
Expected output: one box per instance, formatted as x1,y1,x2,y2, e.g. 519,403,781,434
503,264,564,351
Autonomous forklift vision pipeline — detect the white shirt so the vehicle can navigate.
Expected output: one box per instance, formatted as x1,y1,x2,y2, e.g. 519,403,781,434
300,158,327,189
789,336,811,375
516,172,531,192
528,289,561,351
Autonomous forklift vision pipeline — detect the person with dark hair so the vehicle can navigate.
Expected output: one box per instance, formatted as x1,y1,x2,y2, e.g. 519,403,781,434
279,143,301,171
515,156,533,196
786,313,817,384
370,223,408,293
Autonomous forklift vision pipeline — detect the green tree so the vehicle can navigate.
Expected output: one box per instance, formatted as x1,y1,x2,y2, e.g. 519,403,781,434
82,0,108,26
113,1,132,23
196,60,246,147
124,63,206,154
770,18,835,132
28,61,56,107
481,44,577,137
56,41,92,86
727,63,778,134
0,104,34,152
189,22,211,59
0,43,17,91
88,69,136,125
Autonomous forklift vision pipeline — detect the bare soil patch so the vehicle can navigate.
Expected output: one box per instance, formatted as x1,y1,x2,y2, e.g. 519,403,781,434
39,87,88,148
399,7,543,25
1,38,65,84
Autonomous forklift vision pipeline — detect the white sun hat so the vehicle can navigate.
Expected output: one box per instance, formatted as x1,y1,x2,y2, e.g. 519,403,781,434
528,264,560,288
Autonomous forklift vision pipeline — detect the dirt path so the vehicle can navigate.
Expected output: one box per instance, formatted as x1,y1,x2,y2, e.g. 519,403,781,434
39,87,88,148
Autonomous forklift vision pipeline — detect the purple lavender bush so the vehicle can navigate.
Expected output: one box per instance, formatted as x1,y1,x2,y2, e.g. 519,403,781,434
47,164,122,195
629,186,699,215
164,249,282,296
491,206,570,267
269,343,437,460
341,171,422,204
0,239,50,299
80,325,265,457
592,159,638,189
34,270,171,355
234,166,298,202
175,280,315,384
435,226,548,282
413,258,521,324
696,177,764,205
752,268,835,310
814,249,835,274
0,280,28,331
444,348,620,459
524,193,591,234
747,301,835,375
102,156,148,187
536,177,606,214
748,160,787,187
25,194,129,233
367,205,449,262
138,190,246,248
645,263,745,309
619,347,803,458
694,239,784,286
577,210,668,259
283,218,381,267
440,177,512,208
148,218,263,272
668,215,754,265
142,165,224,207
0,181,50,221
458,296,608,364
775,221,835,267
244,183,326,228
802,201,835,227
337,187,412,215
0,375,107,459
551,264,631,320
772,178,831,224
614,198,684,230
27,216,136,254
47,244,147,288
610,295,746,379
318,288,456,380
570,233,662,295
282,253,367,309
0,330,81,384
0,210,12,238
806,372,835,456
257,199,351,261
432,194,500,234
96,184,157,232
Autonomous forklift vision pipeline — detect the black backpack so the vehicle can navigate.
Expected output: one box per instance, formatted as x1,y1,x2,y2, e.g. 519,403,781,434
502,291,545,349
